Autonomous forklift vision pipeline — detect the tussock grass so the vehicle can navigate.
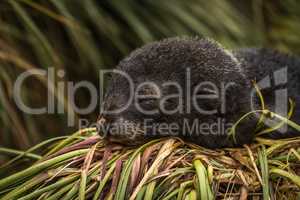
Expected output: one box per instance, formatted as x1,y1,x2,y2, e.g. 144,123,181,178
0,127,299,199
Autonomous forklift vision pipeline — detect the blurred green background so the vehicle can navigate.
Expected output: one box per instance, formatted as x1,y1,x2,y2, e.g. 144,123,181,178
0,0,300,152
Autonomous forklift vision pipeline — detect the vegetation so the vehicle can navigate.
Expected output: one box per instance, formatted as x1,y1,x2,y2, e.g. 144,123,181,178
0,128,299,199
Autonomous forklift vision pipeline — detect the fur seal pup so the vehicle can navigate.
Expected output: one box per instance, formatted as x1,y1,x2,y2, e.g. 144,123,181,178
98,37,299,148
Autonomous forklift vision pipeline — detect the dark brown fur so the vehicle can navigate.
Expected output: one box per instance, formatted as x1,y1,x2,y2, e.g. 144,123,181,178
98,37,299,148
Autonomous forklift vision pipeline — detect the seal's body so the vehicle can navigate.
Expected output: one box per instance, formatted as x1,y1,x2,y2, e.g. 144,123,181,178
234,48,300,139
99,38,299,148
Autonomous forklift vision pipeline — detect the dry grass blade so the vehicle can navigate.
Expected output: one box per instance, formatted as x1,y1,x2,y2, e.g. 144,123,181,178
129,139,176,200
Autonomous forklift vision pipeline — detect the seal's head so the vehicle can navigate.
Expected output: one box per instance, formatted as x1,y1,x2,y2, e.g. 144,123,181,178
98,37,256,148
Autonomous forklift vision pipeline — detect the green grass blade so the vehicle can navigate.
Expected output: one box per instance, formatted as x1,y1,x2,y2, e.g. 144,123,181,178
0,149,88,190
270,168,300,188
0,147,41,160
79,170,87,200
177,180,193,200
93,162,116,200
46,183,74,200
115,139,161,200
258,145,270,200
62,181,79,200
8,0,60,67
193,160,213,200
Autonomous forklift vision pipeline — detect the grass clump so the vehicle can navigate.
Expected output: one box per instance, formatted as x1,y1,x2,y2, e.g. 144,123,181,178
0,127,299,199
